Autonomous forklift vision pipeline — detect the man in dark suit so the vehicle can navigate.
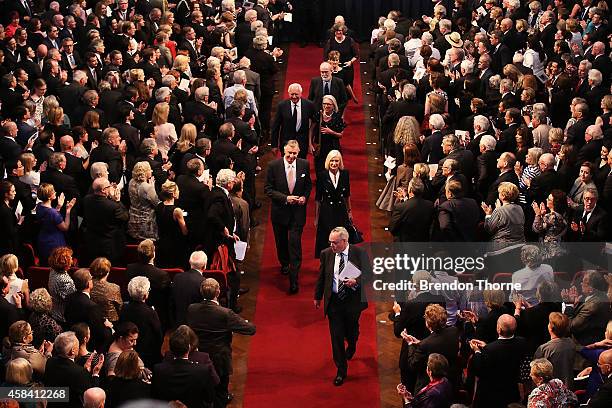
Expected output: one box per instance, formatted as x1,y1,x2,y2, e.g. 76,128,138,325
177,158,211,247
187,278,255,408
44,332,103,408
0,75,22,118
314,226,370,386
82,178,129,264
486,152,518,205
4,160,35,216
489,31,512,73
562,270,611,346
57,70,87,119
171,250,207,327
591,42,612,84
470,314,530,408
14,106,37,148
420,114,446,164
83,52,102,90
126,239,171,329
206,169,241,312
437,181,480,241
0,121,27,164
382,84,424,141
570,187,609,243
476,135,499,202
527,153,565,203
88,127,125,184
139,47,162,85
308,61,348,113
152,325,217,407
59,38,82,79
183,86,222,137
64,268,113,351
209,123,249,179
271,83,316,157
264,140,312,293
566,102,592,149
588,349,612,407
432,134,474,192
577,125,604,165
40,153,81,203
496,108,520,153
389,178,434,242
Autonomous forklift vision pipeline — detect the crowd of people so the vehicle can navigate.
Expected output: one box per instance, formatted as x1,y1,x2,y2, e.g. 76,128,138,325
0,0,611,406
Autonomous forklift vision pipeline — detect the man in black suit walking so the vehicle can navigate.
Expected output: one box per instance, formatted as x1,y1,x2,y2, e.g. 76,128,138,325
314,226,370,386
308,62,348,114
271,83,316,157
264,140,312,293
187,278,255,408
171,250,207,326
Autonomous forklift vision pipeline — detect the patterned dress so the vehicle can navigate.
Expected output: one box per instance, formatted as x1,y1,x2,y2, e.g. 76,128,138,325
48,270,76,323
527,379,578,408
127,179,161,241
532,211,567,259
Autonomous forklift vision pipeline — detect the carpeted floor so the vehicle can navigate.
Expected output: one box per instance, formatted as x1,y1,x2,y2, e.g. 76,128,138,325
242,44,379,407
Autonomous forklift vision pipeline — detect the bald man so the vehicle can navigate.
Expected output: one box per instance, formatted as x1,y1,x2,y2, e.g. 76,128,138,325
271,83,316,157
588,349,612,407
308,62,348,114
470,314,530,408
83,387,105,408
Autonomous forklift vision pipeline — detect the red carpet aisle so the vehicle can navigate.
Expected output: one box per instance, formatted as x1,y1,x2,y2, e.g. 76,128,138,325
242,45,379,407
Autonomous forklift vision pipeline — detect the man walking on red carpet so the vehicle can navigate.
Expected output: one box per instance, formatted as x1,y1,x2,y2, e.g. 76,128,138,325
314,226,369,386
264,140,312,294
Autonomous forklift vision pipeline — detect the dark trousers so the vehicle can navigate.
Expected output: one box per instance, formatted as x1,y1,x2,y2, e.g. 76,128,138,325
272,221,304,285
327,295,361,376
214,374,230,408
260,92,274,134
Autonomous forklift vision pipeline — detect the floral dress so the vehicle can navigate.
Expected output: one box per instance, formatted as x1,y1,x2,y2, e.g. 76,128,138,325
533,211,567,259
527,379,578,408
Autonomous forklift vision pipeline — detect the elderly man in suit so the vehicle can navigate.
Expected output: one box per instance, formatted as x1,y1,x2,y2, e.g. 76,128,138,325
171,251,207,327
177,158,212,248
271,83,316,157
187,278,255,408
588,349,612,407
562,270,611,346
314,226,370,386
389,178,434,242
308,61,348,114
264,140,312,294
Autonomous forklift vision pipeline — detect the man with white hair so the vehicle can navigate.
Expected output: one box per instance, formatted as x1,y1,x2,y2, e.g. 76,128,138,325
591,41,611,80
83,388,106,408
577,124,604,164
223,69,258,114
421,114,446,164
468,115,491,157
171,250,207,325
586,69,607,116
271,83,316,156
410,32,441,67
183,86,222,136
238,56,261,102
527,152,565,202
44,331,104,408
476,135,499,200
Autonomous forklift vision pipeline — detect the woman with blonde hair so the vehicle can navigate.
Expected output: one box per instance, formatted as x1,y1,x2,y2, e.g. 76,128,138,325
43,106,71,142
314,150,352,257
152,102,177,160
376,143,422,211
19,152,40,195
6,321,52,377
155,181,188,267
390,116,421,161
0,254,29,307
313,94,346,173
482,182,525,248
168,123,197,171
35,183,75,263
128,161,161,241
172,54,191,80
28,288,62,348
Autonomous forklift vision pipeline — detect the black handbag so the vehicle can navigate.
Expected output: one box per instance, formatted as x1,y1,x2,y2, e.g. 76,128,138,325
347,221,364,244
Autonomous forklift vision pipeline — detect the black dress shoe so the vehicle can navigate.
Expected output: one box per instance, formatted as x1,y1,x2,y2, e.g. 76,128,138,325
280,266,289,275
289,284,299,294
346,345,356,360
333,375,345,386
238,287,250,295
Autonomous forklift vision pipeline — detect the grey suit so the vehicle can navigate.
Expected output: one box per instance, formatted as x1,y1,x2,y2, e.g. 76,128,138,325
564,291,611,345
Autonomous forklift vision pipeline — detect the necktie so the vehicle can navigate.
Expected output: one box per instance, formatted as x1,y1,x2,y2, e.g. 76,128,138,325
292,103,298,132
287,165,296,194
324,81,330,96
69,54,75,68
582,211,590,225
92,69,97,82
23,0,31,15
337,253,347,300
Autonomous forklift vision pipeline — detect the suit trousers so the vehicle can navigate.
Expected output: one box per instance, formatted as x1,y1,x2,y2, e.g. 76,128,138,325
327,294,361,376
272,221,304,285
214,374,230,408
260,92,274,135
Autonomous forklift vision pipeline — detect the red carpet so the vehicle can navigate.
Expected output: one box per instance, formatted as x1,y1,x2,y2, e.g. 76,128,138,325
243,45,379,407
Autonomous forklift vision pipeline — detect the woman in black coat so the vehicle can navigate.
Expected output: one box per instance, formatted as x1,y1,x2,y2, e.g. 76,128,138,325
0,181,19,256
314,150,351,258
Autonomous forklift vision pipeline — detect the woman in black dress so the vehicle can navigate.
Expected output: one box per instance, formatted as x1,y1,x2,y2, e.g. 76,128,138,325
313,95,346,174
0,181,18,257
314,150,351,258
324,24,359,104
328,50,359,105
155,180,189,268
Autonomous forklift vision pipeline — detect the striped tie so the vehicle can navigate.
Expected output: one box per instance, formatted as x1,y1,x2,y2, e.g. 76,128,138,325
337,253,347,300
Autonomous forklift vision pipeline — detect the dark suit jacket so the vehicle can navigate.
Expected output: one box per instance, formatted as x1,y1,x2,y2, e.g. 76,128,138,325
577,139,603,166
152,358,215,407
183,100,222,137
566,118,591,149
89,143,123,183
432,148,475,187
82,194,129,262
0,136,23,164
205,186,236,254
486,170,519,205
496,122,519,153
308,76,348,112
271,98,316,149
64,291,112,351
5,175,35,216
171,269,204,326
314,244,370,317
437,197,480,241
126,262,171,317
490,43,512,73
186,299,256,377
528,169,565,203
40,168,80,201
244,48,278,97
176,174,210,242
571,205,609,243
0,297,23,340
382,99,425,140
476,150,499,200
57,81,86,118
588,375,612,408
472,336,529,408
389,197,434,242
44,356,98,408
264,157,312,227
120,300,163,365
420,131,445,164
